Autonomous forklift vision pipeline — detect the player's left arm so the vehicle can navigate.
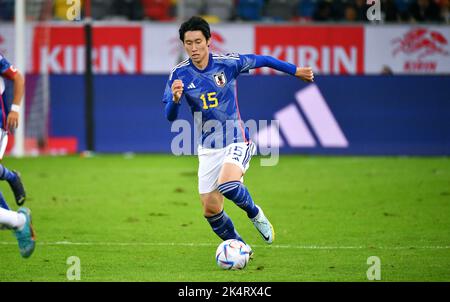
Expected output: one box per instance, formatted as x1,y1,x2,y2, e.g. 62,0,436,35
238,54,314,83
2,66,25,130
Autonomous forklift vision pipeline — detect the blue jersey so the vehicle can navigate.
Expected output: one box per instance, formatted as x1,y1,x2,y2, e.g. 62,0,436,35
163,53,296,149
0,53,16,130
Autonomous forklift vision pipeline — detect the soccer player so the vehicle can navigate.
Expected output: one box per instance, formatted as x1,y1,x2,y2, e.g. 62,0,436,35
0,53,27,205
163,17,314,249
0,53,35,258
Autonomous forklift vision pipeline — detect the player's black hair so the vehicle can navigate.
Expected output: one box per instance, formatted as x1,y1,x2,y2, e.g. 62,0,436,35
179,16,211,42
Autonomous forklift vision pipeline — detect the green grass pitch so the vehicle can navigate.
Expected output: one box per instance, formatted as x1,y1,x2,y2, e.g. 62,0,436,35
0,155,449,281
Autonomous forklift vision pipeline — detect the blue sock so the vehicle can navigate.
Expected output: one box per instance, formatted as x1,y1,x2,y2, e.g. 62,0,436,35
218,181,259,219
0,191,10,210
206,210,245,243
0,165,15,182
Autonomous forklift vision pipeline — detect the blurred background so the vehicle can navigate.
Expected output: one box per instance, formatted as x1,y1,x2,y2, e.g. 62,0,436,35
1,0,449,23
0,0,449,156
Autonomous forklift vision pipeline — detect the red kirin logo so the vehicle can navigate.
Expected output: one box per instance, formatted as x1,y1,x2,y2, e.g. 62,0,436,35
392,28,449,59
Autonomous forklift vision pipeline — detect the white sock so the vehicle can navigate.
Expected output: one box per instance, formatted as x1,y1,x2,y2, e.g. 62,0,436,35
0,207,26,230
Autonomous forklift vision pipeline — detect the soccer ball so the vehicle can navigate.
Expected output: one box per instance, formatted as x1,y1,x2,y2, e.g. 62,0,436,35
215,239,251,270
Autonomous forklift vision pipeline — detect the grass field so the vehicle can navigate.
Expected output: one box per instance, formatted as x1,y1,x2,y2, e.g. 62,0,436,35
0,154,449,281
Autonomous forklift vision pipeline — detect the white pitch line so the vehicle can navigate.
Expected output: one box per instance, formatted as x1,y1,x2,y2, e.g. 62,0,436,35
0,241,449,250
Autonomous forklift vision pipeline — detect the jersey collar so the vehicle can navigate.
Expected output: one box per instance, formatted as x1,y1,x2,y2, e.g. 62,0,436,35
189,53,213,73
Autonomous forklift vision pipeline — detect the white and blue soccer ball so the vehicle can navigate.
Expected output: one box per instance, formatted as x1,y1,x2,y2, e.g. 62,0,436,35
215,239,251,270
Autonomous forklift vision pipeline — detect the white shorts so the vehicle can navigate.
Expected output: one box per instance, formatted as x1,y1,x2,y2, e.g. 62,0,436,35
198,142,256,194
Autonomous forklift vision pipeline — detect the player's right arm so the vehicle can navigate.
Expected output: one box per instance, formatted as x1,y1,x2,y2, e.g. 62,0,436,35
162,75,184,121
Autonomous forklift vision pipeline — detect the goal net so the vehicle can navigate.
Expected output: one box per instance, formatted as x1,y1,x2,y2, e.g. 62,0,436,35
22,0,53,155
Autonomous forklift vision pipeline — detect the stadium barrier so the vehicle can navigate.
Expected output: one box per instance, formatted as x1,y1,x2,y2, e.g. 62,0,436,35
47,74,450,155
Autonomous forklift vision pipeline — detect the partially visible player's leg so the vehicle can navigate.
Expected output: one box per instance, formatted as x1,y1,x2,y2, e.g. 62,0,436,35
0,205,25,229
0,129,26,205
0,164,16,182
0,165,26,205
201,191,245,243
217,143,275,244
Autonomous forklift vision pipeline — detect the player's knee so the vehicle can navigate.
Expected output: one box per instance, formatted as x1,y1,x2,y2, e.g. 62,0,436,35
203,206,221,217
203,202,222,216
217,179,230,187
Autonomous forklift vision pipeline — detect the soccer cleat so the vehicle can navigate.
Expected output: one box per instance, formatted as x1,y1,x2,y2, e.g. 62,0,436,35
7,170,26,206
14,207,36,258
251,205,275,244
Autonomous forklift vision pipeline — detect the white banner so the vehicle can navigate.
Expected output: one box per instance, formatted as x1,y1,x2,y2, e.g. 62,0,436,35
143,23,254,73
365,25,450,74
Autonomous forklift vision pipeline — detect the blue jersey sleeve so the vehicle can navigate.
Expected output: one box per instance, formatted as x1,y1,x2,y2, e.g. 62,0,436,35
165,101,181,121
237,54,297,75
162,71,183,121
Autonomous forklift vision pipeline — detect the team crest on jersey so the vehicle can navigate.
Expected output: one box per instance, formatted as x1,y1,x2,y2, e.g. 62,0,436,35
213,72,227,87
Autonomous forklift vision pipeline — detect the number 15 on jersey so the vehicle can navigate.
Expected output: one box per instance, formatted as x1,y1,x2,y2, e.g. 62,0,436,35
200,92,218,110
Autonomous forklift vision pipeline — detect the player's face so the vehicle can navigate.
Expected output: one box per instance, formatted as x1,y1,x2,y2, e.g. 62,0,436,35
183,30,210,66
